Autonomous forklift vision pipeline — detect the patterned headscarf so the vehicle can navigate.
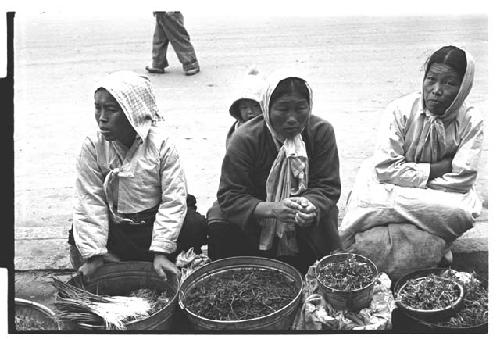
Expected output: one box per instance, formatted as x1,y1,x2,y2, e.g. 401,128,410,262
96,71,163,141
259,70,313,256
406,48,475,163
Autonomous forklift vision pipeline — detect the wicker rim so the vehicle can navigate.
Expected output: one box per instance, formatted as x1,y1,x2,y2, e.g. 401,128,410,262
396,277,464,313
63,261,179,329
15,297,61,329
179,256,303,324
316,253,378,292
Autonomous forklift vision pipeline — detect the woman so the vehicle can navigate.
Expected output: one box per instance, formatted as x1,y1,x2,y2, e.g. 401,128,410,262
68,71,207,279
339,46,484,279
209,71,342,274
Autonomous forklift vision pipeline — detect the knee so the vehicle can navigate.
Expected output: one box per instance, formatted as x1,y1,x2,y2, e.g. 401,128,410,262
69,244,84,270
178,208,208,252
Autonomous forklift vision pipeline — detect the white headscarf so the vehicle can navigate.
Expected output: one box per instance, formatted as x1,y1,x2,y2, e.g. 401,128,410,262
259,70,313,255
406,48,475,163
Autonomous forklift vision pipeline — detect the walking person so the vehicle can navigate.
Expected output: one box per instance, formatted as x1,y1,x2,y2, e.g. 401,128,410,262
145,11,200,76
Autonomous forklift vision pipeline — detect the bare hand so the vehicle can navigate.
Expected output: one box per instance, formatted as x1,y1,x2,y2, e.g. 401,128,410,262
271,199,299,223
289,197,317,227
429,157,453,180
78,252,120,277
153,254,178,280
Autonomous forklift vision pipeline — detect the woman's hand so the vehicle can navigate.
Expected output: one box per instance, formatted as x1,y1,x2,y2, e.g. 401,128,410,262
78,252,120,277
254,201,298,223
153,253,178,280
289,197,317,227
429,157,453,180
254,198,317,227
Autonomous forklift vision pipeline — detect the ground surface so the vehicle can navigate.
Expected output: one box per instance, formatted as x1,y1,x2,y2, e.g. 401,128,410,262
13,14,488,315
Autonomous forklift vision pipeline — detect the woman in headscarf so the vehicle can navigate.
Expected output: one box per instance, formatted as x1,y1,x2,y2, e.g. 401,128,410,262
209,71,342,274
339,46,484,279
68,71,207,279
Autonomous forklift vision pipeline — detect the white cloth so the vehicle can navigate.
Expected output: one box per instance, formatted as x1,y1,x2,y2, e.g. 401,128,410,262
73,72,187,259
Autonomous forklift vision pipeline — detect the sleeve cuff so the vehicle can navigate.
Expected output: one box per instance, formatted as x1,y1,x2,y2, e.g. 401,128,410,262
79,248,108,261
414,163,431,188
149,239,177,254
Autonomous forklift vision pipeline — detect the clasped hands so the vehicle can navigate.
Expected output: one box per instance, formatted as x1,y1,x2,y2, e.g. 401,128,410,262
256,197,317,228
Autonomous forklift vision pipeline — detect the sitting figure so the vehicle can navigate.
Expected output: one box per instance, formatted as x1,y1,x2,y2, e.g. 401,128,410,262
68,71,207,279
208,70,342,274
339,46,484,279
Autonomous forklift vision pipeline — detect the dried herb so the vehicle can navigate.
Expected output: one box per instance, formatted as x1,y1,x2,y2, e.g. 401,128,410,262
397,274,460,310
436,270,488,328
317,255,376,291
183,268,299,321
15,313,55,331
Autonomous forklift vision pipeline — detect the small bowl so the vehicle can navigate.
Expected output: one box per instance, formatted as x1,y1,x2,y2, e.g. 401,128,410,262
395,277,464,321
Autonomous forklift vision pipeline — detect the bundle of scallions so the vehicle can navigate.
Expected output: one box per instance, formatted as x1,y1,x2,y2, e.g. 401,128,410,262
51,277,152,330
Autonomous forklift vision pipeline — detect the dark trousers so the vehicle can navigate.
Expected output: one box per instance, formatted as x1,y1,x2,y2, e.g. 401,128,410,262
207,220,317,275
69,201,207,269
151,11,198,69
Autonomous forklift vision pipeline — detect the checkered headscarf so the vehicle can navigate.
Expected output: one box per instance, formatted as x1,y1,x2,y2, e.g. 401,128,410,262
96,71,163,141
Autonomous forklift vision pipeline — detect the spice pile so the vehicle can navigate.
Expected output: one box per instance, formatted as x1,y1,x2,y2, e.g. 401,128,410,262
15,313,55,331
52,277,170,330
396,274,461,310
183,268,299,321
435,270,488,328
317,255,376,291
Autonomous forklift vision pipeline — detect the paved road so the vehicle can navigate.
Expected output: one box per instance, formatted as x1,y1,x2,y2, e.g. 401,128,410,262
13,14,488,270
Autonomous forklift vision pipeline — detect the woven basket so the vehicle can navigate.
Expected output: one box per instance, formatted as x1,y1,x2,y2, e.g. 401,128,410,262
15,298,61,331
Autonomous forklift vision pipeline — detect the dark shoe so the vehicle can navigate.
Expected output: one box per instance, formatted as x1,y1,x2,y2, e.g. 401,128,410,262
145,65,165,74
183,62,200,76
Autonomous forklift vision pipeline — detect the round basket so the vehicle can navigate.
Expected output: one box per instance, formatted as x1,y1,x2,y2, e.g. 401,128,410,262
58,261,179,331
178,256,303,331
395,276,464,321
392,268,488,332
15,298,61,331
316,253,378,311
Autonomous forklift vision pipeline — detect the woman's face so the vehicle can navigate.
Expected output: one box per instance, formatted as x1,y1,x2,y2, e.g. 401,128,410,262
269,91,310,139
238,99,262,122
94,89,135,143
423,63,462,115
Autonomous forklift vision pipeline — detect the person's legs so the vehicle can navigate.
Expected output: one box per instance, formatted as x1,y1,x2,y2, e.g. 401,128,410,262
207,221,258,260
157,11,199,74
68,226,84,270
277,235,317,275
69,244,84,270
148,11,169,72
175,206,208,255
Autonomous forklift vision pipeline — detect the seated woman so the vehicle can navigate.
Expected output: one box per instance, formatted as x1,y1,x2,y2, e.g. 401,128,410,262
68,71,207,279
339,46,484,279
208,71,342,274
